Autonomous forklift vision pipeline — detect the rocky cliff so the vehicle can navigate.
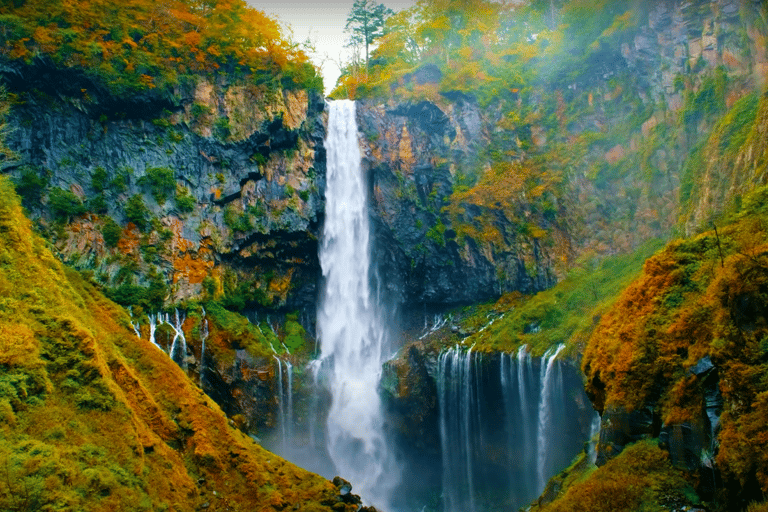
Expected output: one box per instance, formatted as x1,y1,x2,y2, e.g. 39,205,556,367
2,59,326,315
349,0,768,324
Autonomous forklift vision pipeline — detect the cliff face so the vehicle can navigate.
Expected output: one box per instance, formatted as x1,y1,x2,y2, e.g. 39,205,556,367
2,61,326,314
351,0,768,322
358,98,558,314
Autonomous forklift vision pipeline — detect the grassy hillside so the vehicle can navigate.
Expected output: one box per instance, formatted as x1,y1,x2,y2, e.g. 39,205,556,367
0,174,351,511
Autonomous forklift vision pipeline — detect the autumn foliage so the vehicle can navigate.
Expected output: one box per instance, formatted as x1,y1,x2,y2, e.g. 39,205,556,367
582,185,768,502
0,175,343,511
538,440,693,512
0,0,322,98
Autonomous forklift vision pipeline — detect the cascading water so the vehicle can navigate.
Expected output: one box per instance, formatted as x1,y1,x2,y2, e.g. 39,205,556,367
286,360,294,450
167,309,188,368
317,100,398,508
199,310,209,387
274,357,294,456
438,344,594,512
438,346,479,512
258,100,594,512
537,343,565,492
588,411,601,464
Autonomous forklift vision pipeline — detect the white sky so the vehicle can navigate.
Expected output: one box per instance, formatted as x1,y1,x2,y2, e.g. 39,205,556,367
247,1,416,95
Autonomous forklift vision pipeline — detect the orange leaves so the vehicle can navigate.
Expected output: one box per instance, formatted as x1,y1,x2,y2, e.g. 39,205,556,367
182,31,201,48
138,74,155,88
0,0,320,95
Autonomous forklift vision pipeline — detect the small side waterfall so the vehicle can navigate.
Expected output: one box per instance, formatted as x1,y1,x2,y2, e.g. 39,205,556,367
286,360,294,448
438,346,479,512
274,357,294,456
148,313,161,350
537,344,565,491
199,309,209,387
317,99,398,508
165,309,188,368
588,411,601,464
438,344,593,512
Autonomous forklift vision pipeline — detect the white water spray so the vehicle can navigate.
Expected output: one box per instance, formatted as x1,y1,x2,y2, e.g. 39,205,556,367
317,100,397,507
588,411,601,464
199,309,209,387
274,357,294,455
537,343,565,491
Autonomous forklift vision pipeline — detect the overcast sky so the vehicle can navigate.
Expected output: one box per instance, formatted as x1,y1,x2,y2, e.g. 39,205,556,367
247,1,416,95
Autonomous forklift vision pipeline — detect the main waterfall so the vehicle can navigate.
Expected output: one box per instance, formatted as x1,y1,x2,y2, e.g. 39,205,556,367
317,100,398,508
261,100,593,512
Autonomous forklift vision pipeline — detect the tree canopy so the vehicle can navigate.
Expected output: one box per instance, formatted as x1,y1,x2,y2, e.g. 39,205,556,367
0,0,323,98
344,0,393,73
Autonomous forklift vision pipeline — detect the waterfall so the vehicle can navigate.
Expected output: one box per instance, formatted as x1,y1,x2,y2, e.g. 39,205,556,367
286,359,294,450
516,344,534,493
588,411,601,464
537,344,565,492
499,346,537,502
317,99,397,507
199,309,209,387
148,313,161,350
438,345,478,512
433,343,590,512
168,309,188,368
274,356,286,453
274,357,294,456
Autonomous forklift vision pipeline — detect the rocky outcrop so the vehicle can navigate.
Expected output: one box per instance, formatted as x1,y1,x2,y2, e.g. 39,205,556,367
355,1,768,320
1,61,326,313
358,98,557,317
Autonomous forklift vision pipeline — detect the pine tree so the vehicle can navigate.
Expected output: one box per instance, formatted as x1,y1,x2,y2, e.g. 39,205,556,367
344,0,393,74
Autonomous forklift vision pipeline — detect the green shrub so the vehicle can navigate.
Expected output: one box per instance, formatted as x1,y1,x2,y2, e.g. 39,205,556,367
426,219,446,247
91,166,108,192
87,194,108,214
214,117,231,140
124,194,149,231
15,166,49,207
101,218,121,248
138,167,175,205
175,187,196,213
202,276,217,299
48,187,86,221
283,313,306,353
106,273,166,310
191,102,210,119
109,170,129,193
223,205,252,232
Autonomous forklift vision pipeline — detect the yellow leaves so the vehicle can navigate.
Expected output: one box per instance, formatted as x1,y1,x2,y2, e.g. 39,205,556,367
138,74,155,89
0,322,39,367
0,0,319,94
182,31,201,48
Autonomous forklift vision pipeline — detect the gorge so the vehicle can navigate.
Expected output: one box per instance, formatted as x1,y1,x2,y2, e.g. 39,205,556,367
1,0,768,511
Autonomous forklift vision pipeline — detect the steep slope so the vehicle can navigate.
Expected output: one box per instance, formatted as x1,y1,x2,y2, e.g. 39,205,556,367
581,184,768,509
0,174,360,511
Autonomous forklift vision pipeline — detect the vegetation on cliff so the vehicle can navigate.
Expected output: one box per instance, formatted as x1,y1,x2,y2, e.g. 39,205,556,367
0,0,322,97
0,173,356,511
534,440,695,512
2,0,768,510
577,183,768,508
0,0,327,321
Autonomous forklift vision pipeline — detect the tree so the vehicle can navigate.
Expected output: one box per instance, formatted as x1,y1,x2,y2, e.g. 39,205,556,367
0,86,17,166
344,0,393,74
